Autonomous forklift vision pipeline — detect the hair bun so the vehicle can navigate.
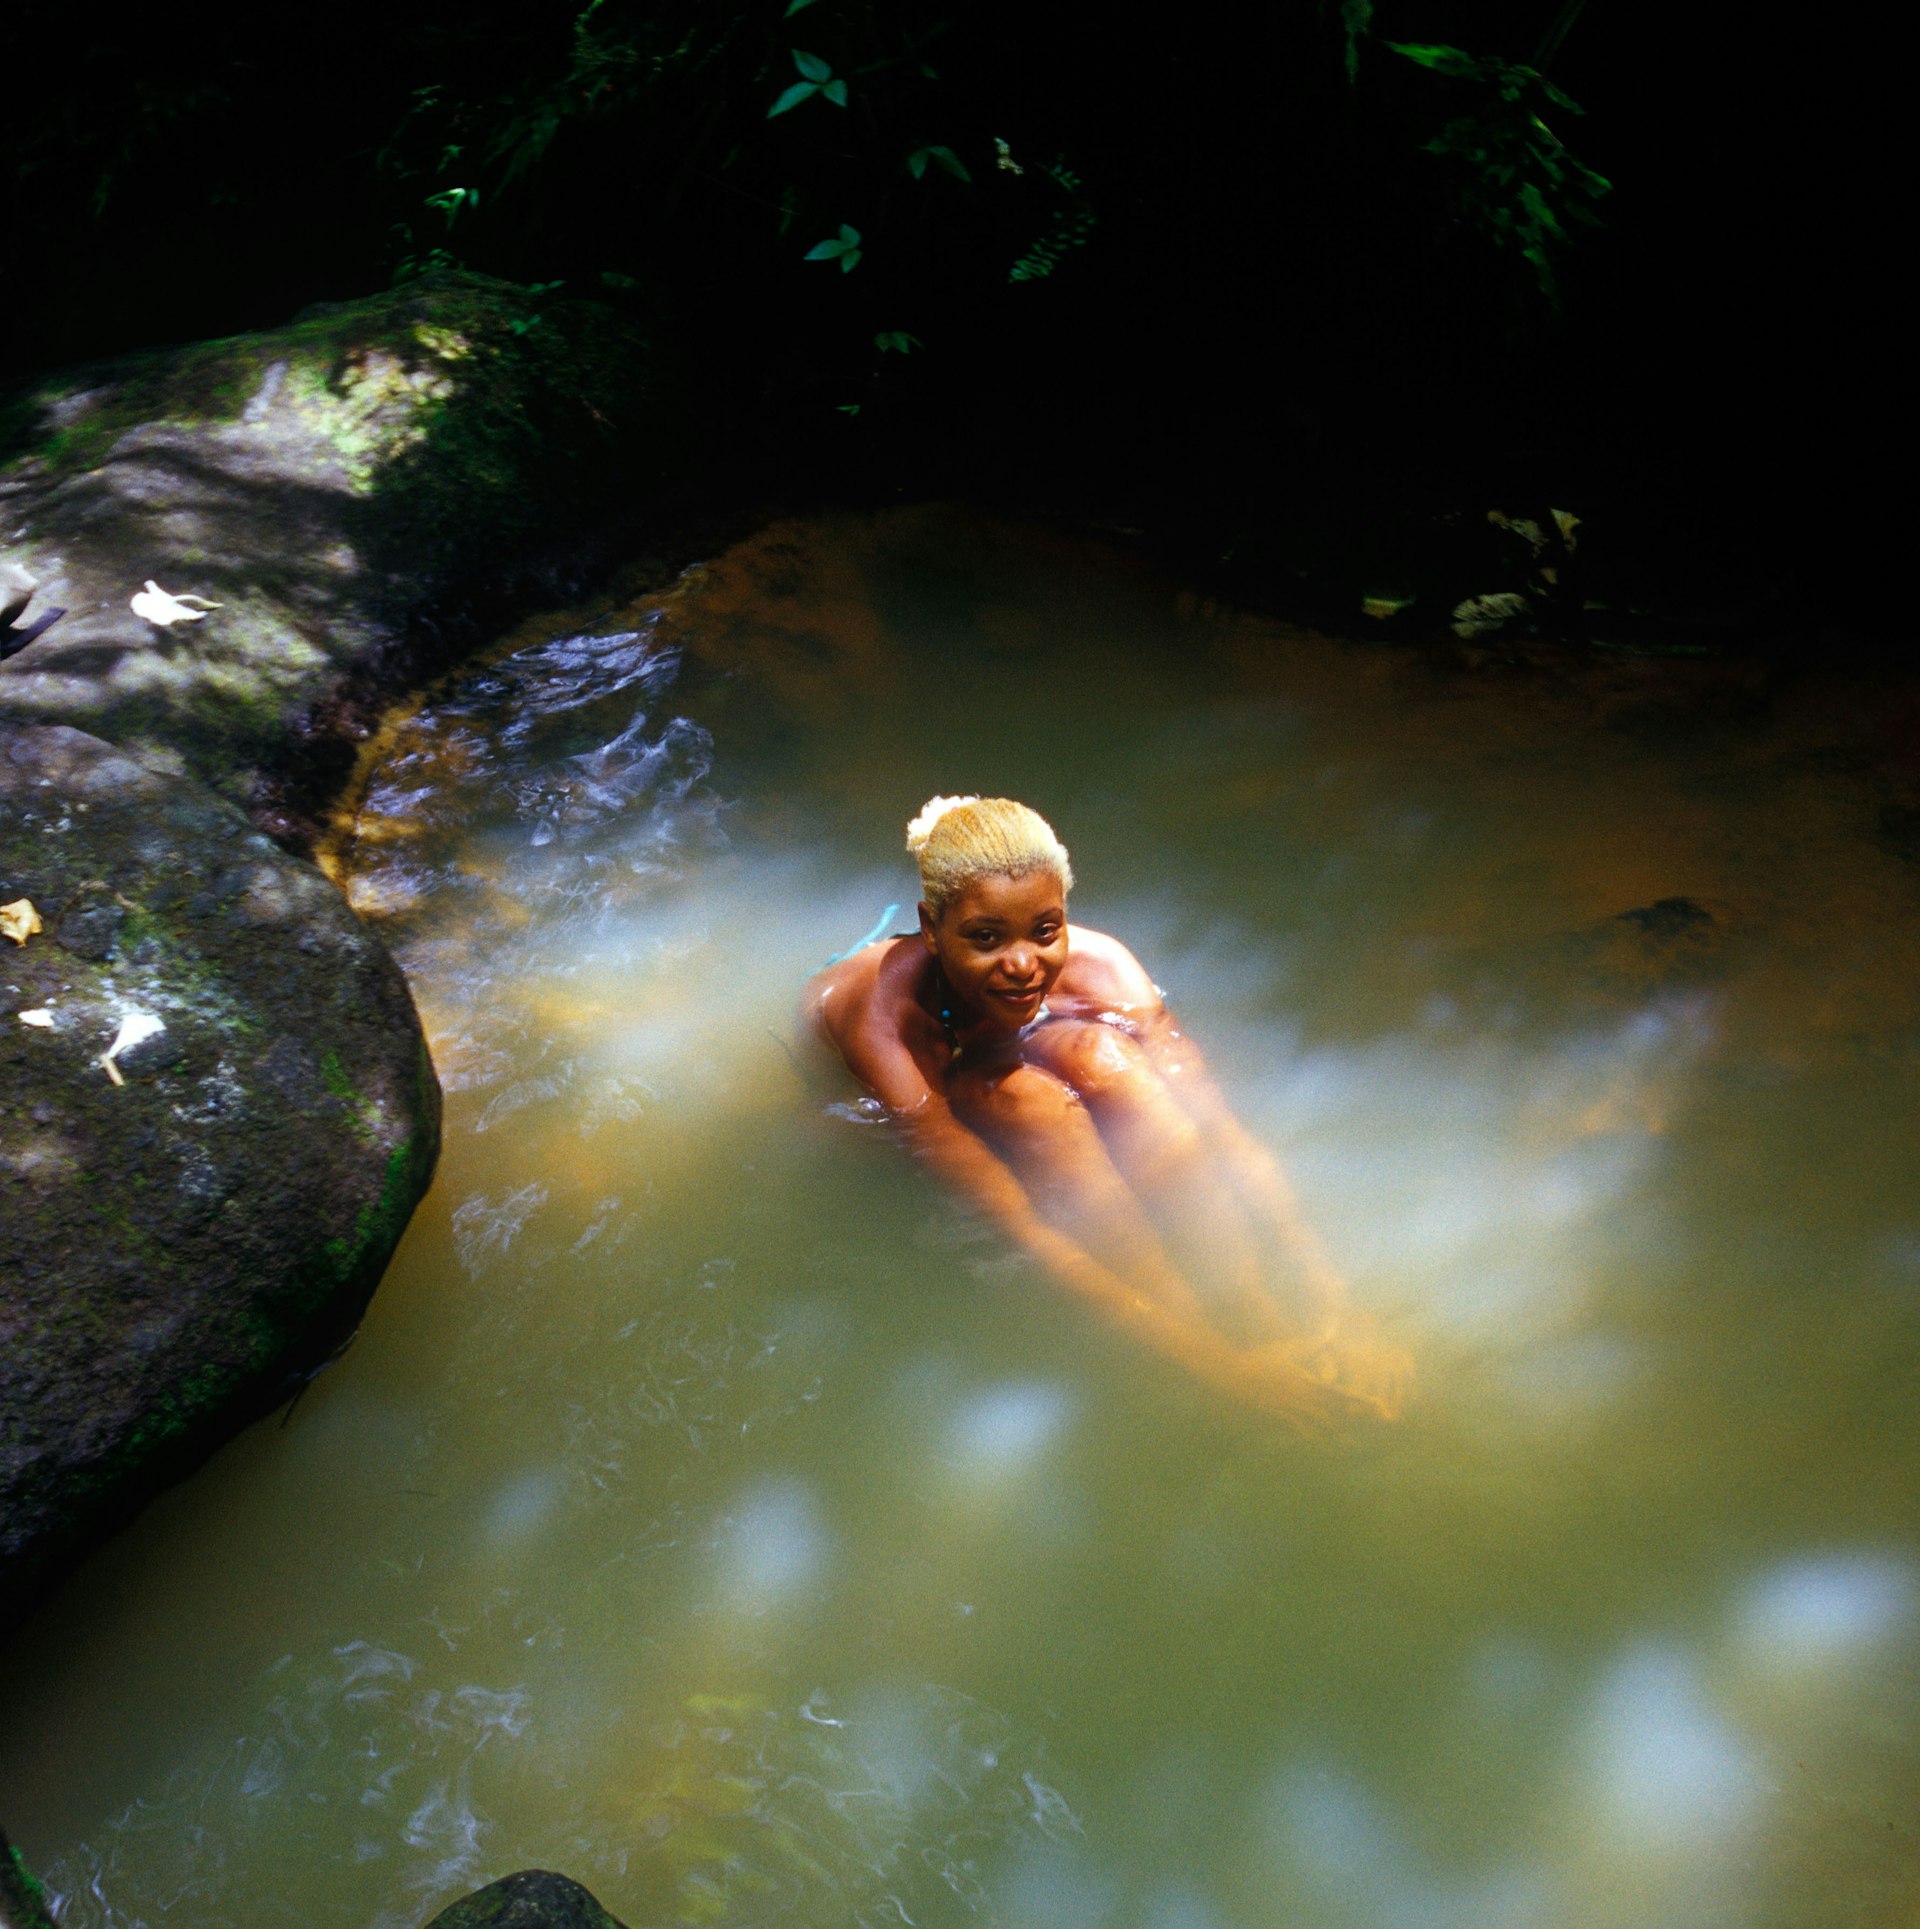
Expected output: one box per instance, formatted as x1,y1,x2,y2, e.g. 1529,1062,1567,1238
905,794,979,855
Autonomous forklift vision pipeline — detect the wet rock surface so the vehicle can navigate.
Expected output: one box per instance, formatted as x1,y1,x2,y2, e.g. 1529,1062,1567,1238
0,723,439,1630
0,274,684,1631
422,1872,631,1929
0,271,677,840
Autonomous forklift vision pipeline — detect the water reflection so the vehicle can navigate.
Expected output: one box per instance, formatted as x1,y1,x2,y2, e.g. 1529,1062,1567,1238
716,1478,828,1612
5,509,1920,1928
1736,1553,1918,1670
1580,1644,1765,1856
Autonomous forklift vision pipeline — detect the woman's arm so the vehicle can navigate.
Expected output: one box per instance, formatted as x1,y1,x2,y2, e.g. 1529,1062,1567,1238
820,954,1389,1424
832,1003,1304,1396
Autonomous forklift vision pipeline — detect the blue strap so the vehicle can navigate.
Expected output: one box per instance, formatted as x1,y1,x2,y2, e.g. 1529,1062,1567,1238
823,902,902,968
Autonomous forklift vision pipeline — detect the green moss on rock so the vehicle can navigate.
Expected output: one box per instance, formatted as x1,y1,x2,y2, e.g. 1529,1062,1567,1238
424,1871,632,1929
0,271,682,819
0,724,441,1633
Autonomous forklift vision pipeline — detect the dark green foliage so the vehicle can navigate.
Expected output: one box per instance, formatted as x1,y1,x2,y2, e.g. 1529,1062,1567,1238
1386,41,1610,300
0,2,1601,418
804,226,865,273
1008,160,1097,284
1340,0,1376,80
1,1830,58,1929
368,0,1099,350
9,1,1900,633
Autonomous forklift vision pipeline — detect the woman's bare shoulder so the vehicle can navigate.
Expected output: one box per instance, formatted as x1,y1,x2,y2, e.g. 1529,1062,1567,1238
804,936,936,1048
1060,924,1164,1012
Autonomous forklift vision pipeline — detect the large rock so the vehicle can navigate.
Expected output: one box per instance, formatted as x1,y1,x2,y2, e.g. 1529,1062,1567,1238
423,1871,630,1929
0,276,678,1627
0,271,678,838
0,723,439,1628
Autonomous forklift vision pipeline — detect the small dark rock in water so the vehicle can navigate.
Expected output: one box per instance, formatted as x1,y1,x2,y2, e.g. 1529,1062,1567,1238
1615,896,1716,940
1577,893,1730,994
422,1870,631,1929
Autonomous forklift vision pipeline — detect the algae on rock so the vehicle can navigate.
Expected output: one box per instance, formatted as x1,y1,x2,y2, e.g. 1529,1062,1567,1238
0,271,679,833
0,273,680,1633
0,724,441,1631
423,1870,632,1929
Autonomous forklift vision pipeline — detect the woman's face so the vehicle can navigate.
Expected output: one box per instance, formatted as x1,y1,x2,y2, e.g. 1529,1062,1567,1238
922,869,1070,1031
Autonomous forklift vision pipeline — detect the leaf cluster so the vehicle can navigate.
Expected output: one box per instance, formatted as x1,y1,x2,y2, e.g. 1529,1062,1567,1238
1386,42,1610,302
1008,160,1097,283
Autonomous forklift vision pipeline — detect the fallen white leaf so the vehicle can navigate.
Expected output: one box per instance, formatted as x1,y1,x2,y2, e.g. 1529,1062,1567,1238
131,581,224,627
18,1008,55,1028
111,1011,164,1050
105,1010,165,1061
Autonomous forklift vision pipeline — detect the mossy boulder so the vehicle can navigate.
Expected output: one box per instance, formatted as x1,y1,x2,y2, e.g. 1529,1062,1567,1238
0,275,685,1626
422,1871,630,1929
0,723,439,1631
0,271,678,835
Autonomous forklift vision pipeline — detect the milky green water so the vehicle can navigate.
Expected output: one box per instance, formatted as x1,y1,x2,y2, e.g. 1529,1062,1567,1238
6,508,1920,1929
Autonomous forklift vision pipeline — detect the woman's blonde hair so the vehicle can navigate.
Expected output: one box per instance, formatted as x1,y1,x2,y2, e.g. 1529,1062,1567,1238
906,795,1073,917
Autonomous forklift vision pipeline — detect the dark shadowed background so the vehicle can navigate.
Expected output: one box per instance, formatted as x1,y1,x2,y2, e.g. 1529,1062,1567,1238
5,0,1904,639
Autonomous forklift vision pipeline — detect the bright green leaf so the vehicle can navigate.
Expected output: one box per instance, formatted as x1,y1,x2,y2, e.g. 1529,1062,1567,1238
837,403,861,414
1518,182,1564,238
1385,40,1480,76
768,80,819,116
908,148,930,180
784,0,817,12
821,76,848,105
803,227,860,263
792,48,832,81
839,247,862,272
927,144,971,182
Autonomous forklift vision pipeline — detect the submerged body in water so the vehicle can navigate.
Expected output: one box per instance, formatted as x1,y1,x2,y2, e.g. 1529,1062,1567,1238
803,795,1410,1425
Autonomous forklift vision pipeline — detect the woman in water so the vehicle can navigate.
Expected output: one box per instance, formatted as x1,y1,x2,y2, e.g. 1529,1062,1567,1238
803,795,1409,1426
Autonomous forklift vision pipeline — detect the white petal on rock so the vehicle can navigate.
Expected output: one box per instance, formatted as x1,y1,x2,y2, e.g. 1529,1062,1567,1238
130,581,224,627
18,1009,55,1028
104,1010,166,1061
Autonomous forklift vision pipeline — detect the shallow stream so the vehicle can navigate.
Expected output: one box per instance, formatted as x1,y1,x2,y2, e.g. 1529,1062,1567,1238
6,508,1920,1928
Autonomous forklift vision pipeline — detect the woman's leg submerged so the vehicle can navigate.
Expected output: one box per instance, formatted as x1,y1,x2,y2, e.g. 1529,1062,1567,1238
1019,1021,1289,1344
1026,1019,1412,1419
947,1056,1210,1327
